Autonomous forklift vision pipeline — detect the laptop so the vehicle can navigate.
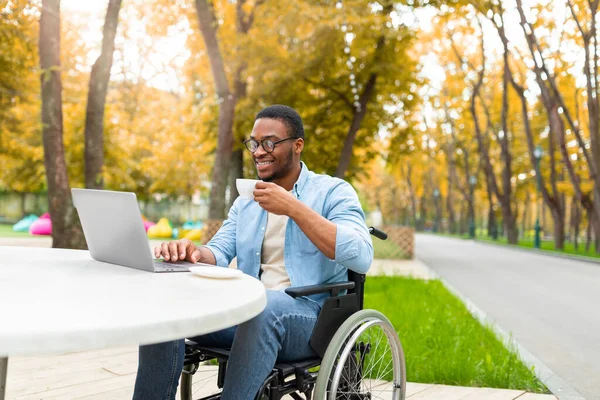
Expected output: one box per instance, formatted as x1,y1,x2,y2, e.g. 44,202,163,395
72,188,191,273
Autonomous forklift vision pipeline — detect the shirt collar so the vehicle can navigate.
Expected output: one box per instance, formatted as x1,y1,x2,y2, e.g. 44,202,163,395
293,161,309,197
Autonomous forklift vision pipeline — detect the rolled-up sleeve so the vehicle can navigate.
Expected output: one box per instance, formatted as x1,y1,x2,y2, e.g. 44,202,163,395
204,199,239,267
327,181,373,274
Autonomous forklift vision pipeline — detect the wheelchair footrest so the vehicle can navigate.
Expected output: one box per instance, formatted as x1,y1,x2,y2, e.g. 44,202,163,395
185,344,231,363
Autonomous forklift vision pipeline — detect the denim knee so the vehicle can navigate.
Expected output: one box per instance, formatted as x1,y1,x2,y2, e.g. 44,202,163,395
133,339,185,400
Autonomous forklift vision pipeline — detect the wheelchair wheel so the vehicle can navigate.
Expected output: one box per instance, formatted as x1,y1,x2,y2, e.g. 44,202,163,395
314,309,406,400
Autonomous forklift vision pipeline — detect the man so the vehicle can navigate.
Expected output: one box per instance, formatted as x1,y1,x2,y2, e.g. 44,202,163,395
133,105,373,399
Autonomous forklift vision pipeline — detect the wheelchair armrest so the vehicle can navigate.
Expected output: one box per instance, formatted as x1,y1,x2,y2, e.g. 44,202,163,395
285,281,355,298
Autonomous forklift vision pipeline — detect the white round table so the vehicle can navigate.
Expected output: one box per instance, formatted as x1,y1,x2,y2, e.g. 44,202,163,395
0,246,266,399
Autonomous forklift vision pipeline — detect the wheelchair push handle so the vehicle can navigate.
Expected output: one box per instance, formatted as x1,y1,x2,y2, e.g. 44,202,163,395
368,226,388,240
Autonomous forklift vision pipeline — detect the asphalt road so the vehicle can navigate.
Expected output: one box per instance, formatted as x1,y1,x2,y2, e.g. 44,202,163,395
415,234,600,400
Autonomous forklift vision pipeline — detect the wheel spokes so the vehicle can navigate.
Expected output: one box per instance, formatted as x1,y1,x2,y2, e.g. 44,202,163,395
327,320,402,400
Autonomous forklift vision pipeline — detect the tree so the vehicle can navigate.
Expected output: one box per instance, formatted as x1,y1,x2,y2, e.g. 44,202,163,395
242,0,418,180
39,0,85,249
0,0,44,197
84,0,122,189
448,16,519,243
194,0,235,220
515,0,600,250
479,2,567,249
335,3,390,179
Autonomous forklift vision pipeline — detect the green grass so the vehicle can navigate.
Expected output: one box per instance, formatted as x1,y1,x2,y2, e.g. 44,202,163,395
433,230,600,260
364,276,549,392
373,238,409,259
0,224,34,238
477,235,600,259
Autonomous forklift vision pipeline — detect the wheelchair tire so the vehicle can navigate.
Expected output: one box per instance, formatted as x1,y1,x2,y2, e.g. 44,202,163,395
313,309,406,400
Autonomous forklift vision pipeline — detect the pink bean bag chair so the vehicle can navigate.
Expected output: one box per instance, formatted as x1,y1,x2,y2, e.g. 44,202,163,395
143,220,156,232
29,213,52,236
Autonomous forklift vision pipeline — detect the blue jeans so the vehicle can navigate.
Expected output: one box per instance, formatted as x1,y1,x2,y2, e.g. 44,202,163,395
133,290,321,400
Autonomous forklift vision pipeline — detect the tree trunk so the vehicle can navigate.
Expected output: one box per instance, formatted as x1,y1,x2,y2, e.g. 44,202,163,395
195,0,236,220
445,138,457,234
34,193,41,215
335,3,391,179
402,164,418,228
410,193,417,228
586,210,593,252
419,195,427,231
84,0,122,189
446,102,474,236
392,186,401,224
491,9,567,248
40,0,86,249
435,194,442,232
485,172,498,239
229,63,246,210
571,197,580,250
335,71,378,178
522,192,529,239
459,203,468,234
228,148,243,210
226,0,260,209
446,190,456,233
20,192,26,216
551,207,565,250
498,44,518,244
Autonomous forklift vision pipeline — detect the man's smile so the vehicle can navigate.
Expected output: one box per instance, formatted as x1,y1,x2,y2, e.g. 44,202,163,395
256,160,274,166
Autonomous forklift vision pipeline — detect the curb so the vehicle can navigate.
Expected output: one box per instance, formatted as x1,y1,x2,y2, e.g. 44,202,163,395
418,257,587,400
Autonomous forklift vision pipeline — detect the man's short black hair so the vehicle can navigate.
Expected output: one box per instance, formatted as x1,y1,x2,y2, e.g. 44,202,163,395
255,105,304,139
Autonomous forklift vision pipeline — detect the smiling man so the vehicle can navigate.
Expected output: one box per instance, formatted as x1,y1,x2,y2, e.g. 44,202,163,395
133,105,374,400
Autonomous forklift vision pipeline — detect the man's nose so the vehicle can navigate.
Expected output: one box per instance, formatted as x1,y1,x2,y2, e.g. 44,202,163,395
254,144,267,157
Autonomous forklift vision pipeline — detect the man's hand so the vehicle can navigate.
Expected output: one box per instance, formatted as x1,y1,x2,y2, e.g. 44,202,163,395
253,181,298,215
154,239,201,263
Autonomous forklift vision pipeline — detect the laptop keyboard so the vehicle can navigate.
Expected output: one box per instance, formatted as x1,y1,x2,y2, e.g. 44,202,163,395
153,260,191,272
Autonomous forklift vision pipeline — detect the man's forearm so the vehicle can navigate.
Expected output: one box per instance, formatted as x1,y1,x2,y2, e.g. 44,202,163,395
288,199,337,259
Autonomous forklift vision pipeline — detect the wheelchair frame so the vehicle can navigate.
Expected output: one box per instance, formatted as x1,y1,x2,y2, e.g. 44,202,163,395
180,227,405,400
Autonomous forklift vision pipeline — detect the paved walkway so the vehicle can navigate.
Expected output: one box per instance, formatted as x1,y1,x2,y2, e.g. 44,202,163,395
4,346,555,399
1,238,558,399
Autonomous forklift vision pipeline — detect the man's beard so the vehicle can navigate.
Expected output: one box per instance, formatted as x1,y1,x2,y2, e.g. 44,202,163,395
261,149,294,182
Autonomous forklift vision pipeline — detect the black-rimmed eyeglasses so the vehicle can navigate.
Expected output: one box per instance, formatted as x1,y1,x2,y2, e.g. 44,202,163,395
244,137,298,153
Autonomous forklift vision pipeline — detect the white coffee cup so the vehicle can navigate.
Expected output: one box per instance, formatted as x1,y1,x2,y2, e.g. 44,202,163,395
236,179,260,199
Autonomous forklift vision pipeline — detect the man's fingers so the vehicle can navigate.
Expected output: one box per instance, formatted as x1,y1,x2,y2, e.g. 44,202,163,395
186,241,198,262
168,242,179,262
253,187,269,198
154,246,161,258
160,242,170,259
189,248,201,263
255,181,270,189
178,241,187,259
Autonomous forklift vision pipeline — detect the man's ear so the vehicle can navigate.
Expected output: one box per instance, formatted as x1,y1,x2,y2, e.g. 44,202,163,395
295,138,304,155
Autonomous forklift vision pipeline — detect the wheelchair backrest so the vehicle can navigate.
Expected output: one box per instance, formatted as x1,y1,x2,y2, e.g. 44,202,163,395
347,270,366,310
347,226,386,310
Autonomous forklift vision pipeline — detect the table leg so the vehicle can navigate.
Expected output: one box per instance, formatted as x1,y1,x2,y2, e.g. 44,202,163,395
0,357,7,400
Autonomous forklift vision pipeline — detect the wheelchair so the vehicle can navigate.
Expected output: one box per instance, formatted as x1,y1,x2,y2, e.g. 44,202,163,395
180,227,406,400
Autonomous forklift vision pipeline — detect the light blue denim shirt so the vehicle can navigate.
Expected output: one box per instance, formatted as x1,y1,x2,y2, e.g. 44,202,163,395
204,162,373,305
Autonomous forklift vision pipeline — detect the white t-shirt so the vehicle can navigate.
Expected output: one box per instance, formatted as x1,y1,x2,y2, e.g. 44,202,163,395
260,212,291,290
